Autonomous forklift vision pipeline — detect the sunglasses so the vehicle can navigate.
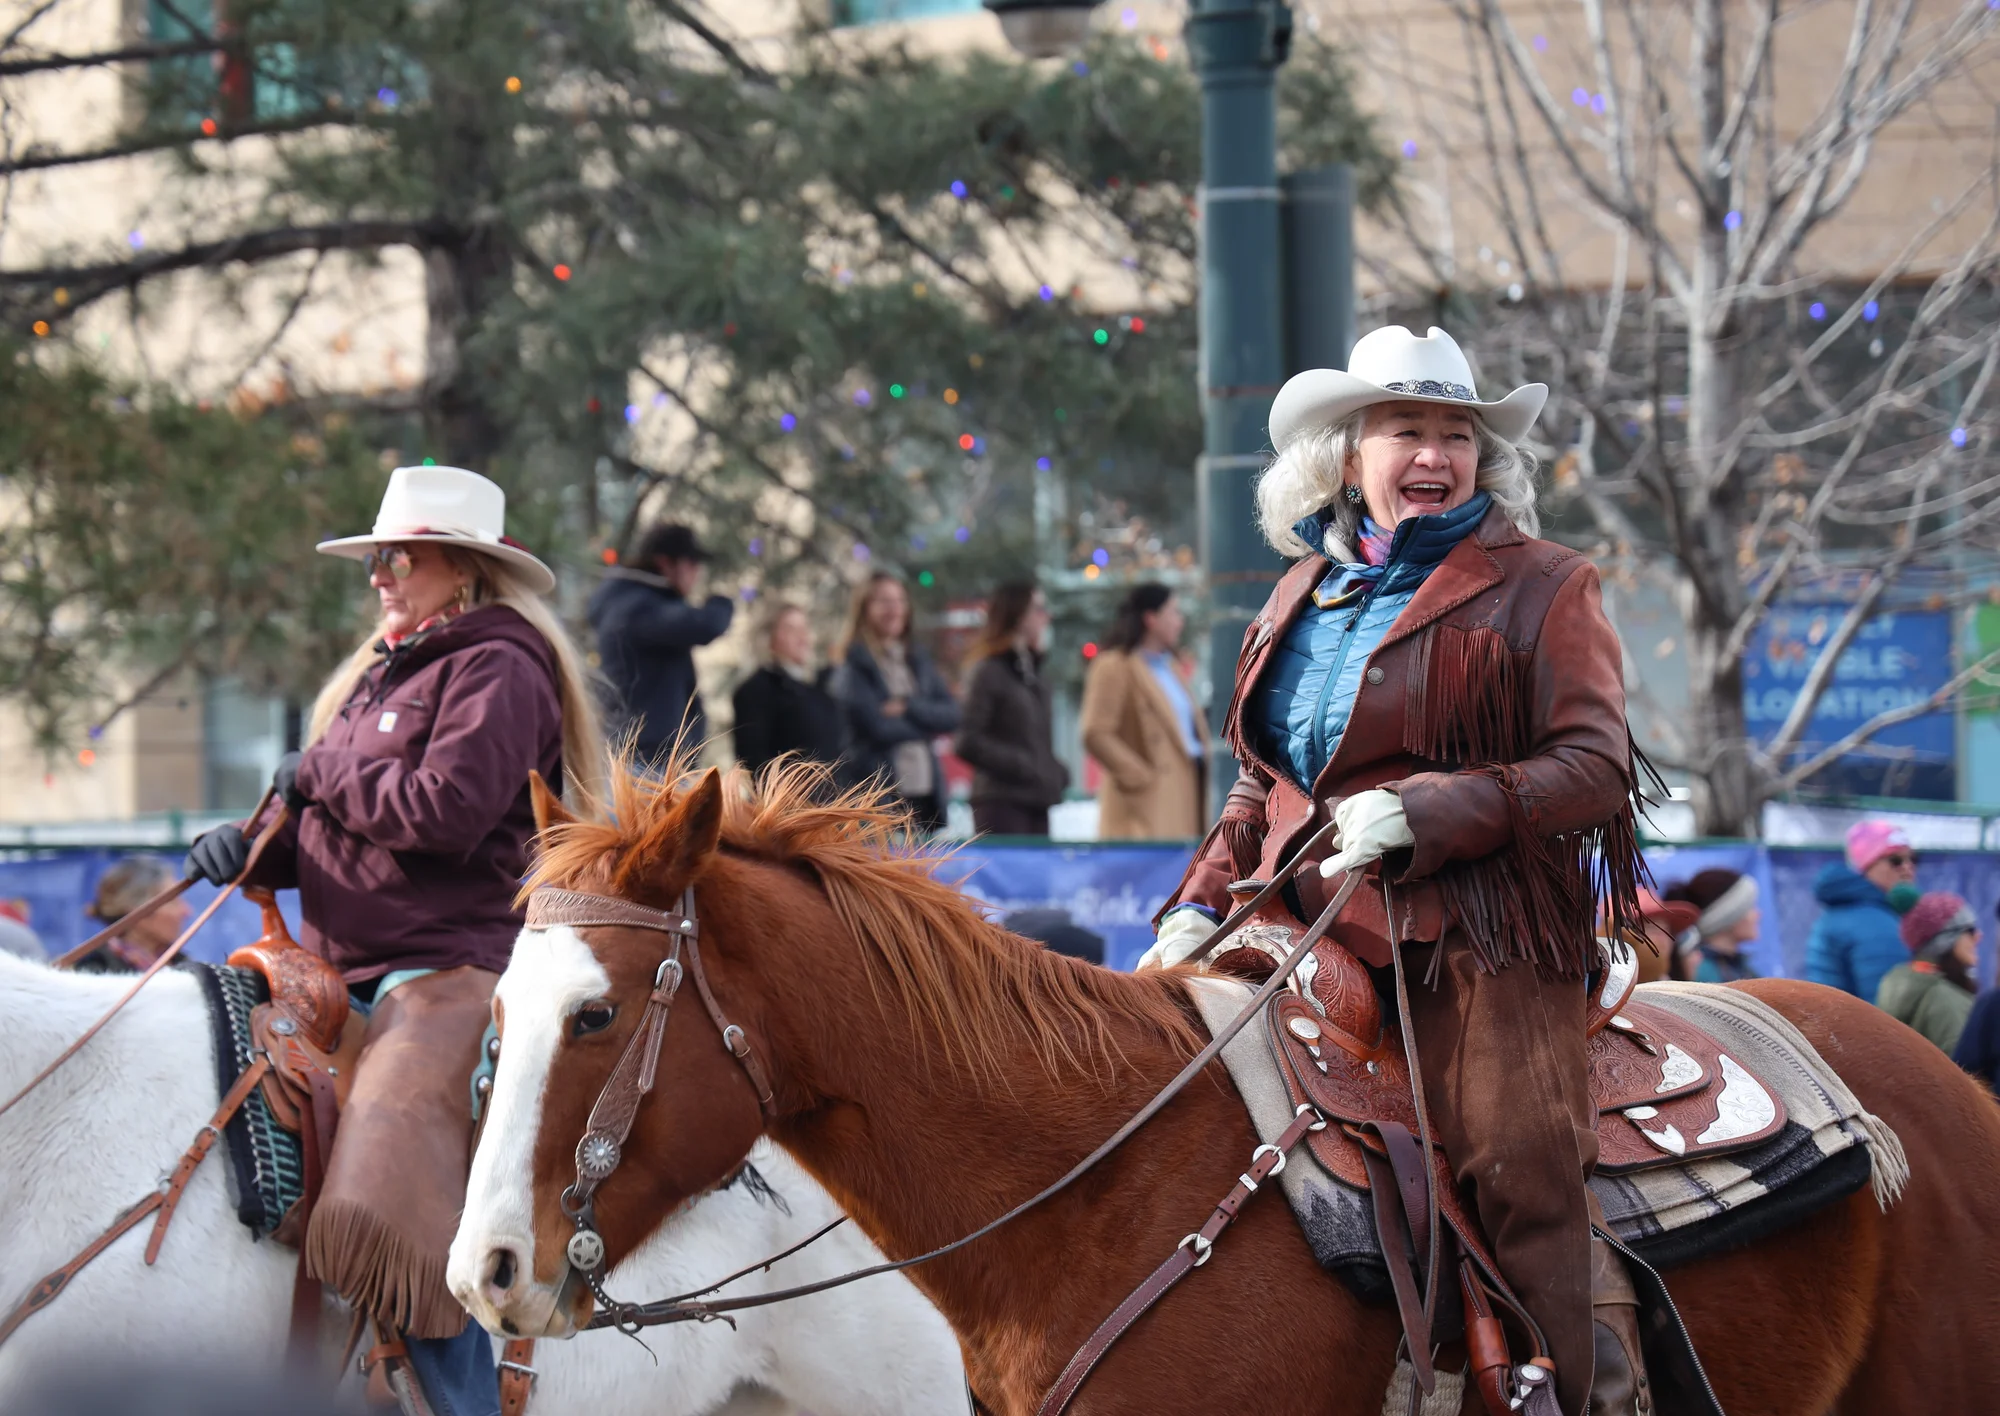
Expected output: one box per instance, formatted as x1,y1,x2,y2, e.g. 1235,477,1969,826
363,545,415,581
1882,851,1917,868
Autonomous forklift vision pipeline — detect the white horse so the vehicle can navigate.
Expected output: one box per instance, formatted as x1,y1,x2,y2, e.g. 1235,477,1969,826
0,952,964,1414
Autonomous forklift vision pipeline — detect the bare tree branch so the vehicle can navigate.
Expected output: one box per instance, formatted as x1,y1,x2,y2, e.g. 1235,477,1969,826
2,218,446,320
0,109,361,177
0,37,225,77
1774,643,2000,791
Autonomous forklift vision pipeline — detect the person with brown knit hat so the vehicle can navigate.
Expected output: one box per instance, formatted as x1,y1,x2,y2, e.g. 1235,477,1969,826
1663,868,1761,984
1875,891,1980,1055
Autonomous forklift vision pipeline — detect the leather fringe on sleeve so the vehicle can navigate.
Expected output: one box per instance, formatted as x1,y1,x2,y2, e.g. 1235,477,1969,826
1405,623,1655,979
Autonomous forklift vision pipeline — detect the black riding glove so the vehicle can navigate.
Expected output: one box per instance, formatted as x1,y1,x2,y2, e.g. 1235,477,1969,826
273,750,309,812
185,823,250,885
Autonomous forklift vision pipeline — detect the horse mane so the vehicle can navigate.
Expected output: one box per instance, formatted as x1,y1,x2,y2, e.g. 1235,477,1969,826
524,752,1204,1080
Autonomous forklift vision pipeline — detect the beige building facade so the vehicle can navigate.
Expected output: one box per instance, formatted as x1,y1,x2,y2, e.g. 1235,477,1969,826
3,0,1990,821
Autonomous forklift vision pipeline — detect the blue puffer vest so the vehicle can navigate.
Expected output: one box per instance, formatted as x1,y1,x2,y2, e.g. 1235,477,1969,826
1251,493,1491,793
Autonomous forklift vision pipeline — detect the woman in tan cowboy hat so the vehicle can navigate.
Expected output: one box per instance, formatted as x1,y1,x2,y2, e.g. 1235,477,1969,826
1146,325,1651,1416
185,464,603,1415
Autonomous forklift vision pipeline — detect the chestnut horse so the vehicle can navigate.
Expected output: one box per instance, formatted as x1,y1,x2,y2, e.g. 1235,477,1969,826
451,761,2000,1415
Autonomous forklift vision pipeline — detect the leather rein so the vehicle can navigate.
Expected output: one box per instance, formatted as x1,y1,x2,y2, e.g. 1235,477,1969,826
525,816,1355,1339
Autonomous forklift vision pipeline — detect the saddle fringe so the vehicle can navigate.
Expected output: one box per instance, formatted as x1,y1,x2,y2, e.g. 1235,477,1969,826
305,1198,465,1340
1856,1107,1911,1210
1380,1359,1465,1416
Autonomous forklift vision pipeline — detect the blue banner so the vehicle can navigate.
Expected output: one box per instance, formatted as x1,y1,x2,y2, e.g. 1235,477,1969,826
1743,605,1956,799
5,842,1996,986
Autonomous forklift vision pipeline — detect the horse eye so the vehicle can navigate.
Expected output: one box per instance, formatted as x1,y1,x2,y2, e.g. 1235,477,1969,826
573,1003,616,1037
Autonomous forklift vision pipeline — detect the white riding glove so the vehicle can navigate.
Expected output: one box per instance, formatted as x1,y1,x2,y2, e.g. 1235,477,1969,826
1318,788,1415,880
1137,909,1218,971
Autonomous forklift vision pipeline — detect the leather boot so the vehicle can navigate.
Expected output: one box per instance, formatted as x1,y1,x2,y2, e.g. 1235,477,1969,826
1588,1234,1653,1416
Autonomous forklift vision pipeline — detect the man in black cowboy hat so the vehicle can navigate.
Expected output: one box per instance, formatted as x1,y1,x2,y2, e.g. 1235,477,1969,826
588,522,734,762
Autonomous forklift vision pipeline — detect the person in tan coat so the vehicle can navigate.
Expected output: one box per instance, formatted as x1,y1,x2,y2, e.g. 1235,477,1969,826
1080,584,1208,839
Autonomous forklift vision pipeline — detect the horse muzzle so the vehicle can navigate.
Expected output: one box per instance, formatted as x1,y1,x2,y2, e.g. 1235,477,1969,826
448,1236,584,1340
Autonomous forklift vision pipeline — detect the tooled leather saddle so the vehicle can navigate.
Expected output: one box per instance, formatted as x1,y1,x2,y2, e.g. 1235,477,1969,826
1202,883,1765,1415
226,890,364,1342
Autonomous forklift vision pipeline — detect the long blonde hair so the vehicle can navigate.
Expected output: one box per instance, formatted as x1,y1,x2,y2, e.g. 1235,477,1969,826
836,570,910,661
308,549,607,804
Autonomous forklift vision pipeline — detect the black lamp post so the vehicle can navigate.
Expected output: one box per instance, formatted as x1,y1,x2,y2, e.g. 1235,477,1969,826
985,0,1323,806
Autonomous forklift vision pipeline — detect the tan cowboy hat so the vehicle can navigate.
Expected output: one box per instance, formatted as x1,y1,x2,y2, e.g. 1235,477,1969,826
317,465,555,595
1269,325,1548,449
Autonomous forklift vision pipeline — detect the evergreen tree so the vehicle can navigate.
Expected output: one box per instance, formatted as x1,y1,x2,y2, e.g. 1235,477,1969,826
1,1,1392,732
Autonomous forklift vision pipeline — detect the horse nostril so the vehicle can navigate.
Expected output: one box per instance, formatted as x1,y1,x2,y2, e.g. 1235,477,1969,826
489,1247,517,1294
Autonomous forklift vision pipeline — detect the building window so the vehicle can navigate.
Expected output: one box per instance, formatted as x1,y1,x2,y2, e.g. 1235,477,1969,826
203,679,292,811
831,0,987,25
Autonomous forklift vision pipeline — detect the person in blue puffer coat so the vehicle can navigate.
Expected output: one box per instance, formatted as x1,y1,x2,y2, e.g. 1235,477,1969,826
1804,819,1918,1002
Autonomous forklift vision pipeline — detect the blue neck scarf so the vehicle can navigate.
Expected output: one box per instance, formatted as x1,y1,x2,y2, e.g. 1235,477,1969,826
1293,492,1492,607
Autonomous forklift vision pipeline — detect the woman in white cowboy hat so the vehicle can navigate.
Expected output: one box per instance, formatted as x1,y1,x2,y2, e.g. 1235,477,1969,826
185,464,604,1416
1147,326,1653,1416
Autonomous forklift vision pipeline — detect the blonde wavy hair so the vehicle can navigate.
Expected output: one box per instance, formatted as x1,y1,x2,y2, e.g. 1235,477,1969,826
307,548,608,804
1256,407,1541,561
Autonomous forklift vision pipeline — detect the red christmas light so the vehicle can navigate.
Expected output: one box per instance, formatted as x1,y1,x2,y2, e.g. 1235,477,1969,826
1130,317,1146,333
553,263,572,281
200,117,218,136
957,433,975,451
1081,642,1099,659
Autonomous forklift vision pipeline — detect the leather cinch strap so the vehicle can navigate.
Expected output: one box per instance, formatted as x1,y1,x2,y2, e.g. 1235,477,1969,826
1035,1103,1325,1416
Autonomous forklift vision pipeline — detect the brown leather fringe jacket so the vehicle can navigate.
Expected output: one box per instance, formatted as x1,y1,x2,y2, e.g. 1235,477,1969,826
1163,504,1648,980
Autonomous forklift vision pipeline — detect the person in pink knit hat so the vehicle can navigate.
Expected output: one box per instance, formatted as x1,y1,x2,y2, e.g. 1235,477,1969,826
1803,820,1918,1002
1876,891,1980,1053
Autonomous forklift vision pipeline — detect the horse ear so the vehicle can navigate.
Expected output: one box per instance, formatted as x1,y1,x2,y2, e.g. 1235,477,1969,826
613,768,724,898
528,771,577,834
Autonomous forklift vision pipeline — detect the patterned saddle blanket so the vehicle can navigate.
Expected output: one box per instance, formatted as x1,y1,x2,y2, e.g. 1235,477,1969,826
185,960,308,1239
1190,971,1909,1297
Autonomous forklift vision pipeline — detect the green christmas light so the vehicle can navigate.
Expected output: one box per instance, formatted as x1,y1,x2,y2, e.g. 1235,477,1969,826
918,570,935,587
890,383,906,398
1093,328,1109,345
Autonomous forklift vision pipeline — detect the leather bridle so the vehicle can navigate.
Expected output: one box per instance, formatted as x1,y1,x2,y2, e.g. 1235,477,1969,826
521,885,777,1330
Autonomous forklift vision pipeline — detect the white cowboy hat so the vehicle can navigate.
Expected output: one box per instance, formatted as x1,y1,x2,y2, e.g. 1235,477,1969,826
1269,325,1548,449
317,465,556,595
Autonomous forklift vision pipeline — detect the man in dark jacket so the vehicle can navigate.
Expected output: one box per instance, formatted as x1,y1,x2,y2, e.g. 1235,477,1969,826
588,523,734,761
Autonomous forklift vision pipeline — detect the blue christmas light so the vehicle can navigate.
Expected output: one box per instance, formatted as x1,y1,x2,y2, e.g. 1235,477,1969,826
1571,87,1588,106
749,537,763,556
1863,300,1879,321
1809,302,1826,320
911,534,927,550
1591,93,1606,114
1091,548,1109,567
1953,427,1969,448
1401,140,1418,159
1038,284,1055,302
1035,456,1051,471
950,180,967,199
854,543,871,561
954,526,970,543
624,404,640,425
1072,60,1089,76
1533,34,1547,50
779,412,798,432
853,388,872,407
741,586,758,601
378,87,398,106
1724,210,1742,231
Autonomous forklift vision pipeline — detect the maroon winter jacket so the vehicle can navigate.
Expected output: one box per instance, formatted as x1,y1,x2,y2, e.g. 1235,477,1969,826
250,605,564,982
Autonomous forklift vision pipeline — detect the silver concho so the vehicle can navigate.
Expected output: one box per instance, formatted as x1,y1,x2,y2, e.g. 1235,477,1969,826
576,1131,622,1181
1697,1054,1778,1144
1597,937,1638,1009
1622,1105,1687,1155
566,1229,605,1272
1656,1042,1704,1093
1287,1016,1324,1043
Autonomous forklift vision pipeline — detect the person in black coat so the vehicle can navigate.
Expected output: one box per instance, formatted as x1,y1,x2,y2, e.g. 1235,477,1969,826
733,602,847,779
830,571,959,833
587,523,734,762
955,580,1070,837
